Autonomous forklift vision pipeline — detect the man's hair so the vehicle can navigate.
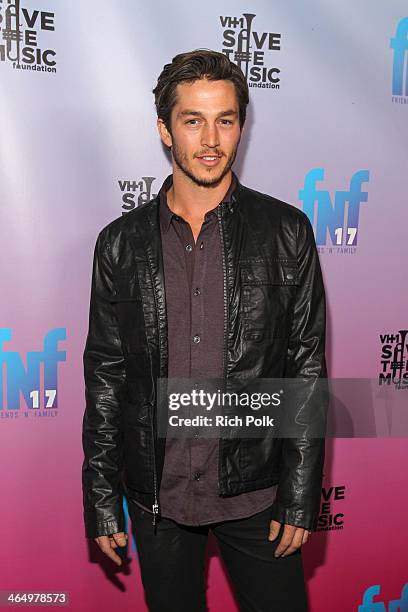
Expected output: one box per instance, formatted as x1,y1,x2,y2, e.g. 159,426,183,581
152,49,249,133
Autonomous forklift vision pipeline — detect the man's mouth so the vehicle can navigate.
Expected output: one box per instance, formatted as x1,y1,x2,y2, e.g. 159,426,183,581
196,154,223,166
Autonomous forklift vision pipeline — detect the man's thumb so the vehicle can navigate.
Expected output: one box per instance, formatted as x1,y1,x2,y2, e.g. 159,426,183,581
268,520,281,541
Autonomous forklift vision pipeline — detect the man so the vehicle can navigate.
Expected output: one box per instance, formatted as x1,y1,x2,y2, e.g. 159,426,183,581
82,49,328,611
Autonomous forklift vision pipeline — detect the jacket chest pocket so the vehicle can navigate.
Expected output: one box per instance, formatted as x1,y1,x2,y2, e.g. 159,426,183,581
109,274,147,354
240,259,299,340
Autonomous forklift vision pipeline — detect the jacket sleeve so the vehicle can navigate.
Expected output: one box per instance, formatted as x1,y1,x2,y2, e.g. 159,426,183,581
81,230,126,539
270,212,328,531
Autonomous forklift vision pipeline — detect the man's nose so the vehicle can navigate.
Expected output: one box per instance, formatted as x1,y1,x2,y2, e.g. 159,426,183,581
201,124,220,148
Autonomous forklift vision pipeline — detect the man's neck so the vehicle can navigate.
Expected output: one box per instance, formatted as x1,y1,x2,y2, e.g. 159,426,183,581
166,165,233,223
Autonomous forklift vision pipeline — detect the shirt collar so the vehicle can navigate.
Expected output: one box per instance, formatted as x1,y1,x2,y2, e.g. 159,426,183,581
159,172,238,233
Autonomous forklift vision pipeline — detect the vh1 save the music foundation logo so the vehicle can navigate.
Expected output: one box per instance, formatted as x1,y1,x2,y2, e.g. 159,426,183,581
118,176,158,215
0,0,56,73
316,484,345,532
379,330,408,390
219,12,281,90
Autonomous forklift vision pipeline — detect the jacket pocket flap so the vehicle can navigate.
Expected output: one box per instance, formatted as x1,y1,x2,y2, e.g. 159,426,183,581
240,259,299,285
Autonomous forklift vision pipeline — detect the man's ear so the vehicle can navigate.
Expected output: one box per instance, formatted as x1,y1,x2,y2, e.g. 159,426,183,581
157,118,172,148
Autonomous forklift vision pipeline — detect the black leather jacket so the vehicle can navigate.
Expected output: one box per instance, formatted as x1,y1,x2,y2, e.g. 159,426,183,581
82,175,328,538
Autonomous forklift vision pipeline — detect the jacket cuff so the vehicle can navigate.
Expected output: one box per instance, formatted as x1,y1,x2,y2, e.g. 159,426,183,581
84,514,125,539
269,500,319,531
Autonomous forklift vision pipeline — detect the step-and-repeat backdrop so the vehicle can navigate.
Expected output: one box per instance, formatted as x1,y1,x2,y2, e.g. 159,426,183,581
1,1,407,610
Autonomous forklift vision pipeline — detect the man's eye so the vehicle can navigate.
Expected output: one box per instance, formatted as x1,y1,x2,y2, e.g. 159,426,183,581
186,119,199,125
220,119,233,125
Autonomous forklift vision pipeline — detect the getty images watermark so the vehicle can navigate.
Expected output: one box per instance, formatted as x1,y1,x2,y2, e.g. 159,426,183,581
168,386,281,428
156,377,327,439
153,378,408,439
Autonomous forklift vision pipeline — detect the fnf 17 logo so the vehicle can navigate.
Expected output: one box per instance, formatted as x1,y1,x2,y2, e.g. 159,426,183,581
0,328,66,413
219,13,281,89
358,583,408,611
118,177,157,215
379,330,408,389
390,17,408,103
0,0,56,73
299,169,369,251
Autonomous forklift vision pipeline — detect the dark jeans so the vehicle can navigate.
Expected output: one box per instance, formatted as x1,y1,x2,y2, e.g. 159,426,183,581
127,501,308,612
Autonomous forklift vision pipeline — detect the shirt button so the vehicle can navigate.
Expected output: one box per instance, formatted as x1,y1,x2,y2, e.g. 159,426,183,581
193,335,201,343
199,242,204,250
194,471,201,481
186,244,193,252
194,288,201,296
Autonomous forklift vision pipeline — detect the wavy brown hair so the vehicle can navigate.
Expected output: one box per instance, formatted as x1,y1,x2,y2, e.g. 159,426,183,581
152,49,249,133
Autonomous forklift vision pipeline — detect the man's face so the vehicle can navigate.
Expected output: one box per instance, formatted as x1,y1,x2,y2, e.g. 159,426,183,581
158,78,242,187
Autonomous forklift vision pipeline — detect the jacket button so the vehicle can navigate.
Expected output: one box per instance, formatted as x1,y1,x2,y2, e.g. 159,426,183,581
194,288,201,296
186,244,193,252
286,273,294,280
194,471,201,481
193,335,201,343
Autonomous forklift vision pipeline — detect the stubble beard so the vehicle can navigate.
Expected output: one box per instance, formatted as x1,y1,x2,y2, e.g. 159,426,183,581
171,138,239,188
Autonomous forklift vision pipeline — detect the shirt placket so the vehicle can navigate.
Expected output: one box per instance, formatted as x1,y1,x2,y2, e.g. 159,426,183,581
177,216,213,521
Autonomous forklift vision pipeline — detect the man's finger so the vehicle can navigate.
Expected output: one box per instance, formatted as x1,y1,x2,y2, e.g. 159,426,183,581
274,524,298,557
268,519,282,541
280,528,305,557
302,530,311,545
94,535,123,566
109,532,128,549
98,542,122,566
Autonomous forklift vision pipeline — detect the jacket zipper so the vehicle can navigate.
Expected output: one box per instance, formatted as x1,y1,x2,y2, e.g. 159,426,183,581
216,203,228,495
150,374,159,531
145,251,161,532
217,205,228,380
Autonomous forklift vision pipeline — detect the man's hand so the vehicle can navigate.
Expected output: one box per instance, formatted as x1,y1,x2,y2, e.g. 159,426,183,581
268,520,311,558
94,532,128,566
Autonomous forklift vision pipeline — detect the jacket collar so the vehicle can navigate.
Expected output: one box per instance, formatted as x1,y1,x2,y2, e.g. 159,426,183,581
158,171,240,233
